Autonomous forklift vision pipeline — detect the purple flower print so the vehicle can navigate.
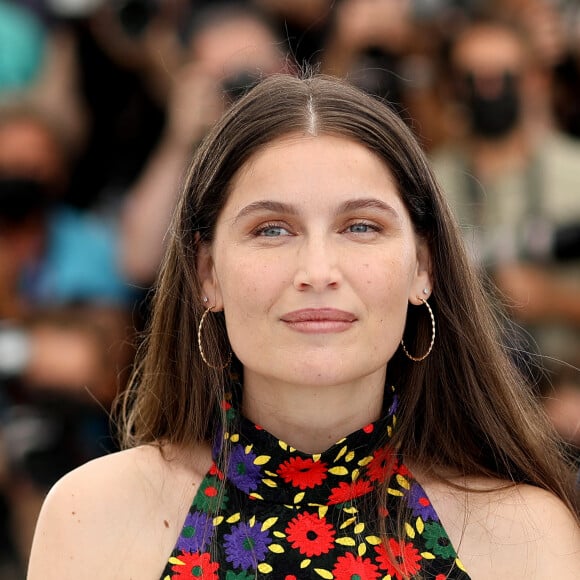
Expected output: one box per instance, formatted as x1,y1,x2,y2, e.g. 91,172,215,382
176,511,214,553
388,394,398,416
406,482,438,521
227,444,262,493
223,521,272,570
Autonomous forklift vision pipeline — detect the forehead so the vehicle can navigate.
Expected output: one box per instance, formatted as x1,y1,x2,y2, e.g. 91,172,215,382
452,25,527,74
189,16,281,77
222,133,404,213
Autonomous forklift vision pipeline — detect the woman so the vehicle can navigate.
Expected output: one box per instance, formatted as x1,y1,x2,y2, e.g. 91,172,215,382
28,74,579,579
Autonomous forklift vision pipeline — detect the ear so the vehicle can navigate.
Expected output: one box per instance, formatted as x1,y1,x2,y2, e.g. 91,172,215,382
409,238,433,306
196,237,224,310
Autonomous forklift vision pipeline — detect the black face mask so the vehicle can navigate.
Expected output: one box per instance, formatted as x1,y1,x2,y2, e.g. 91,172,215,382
462,71,521,139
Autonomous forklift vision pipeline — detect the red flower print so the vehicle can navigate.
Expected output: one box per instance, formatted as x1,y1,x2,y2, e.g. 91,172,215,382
332,552,380,580
208,463,224,480
285,512,336,557
327,479,373,505
367,447,398,482
171,551,219,579
397,463,411,477
375,538,422,580
277,456,328,490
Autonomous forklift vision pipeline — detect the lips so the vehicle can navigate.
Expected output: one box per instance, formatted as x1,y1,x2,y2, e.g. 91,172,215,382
281,308,357,323
280,308,357,333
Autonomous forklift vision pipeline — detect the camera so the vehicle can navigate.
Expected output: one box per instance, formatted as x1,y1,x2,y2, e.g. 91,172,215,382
0,177,49,226
553,223,580,261
221,70,262,104
113,0,159,37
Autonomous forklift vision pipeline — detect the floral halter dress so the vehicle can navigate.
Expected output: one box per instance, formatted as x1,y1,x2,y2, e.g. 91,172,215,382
160,387,471,579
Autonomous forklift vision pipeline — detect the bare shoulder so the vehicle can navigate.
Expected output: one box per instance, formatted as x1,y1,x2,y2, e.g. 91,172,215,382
27,442,212,580
419,472,580,579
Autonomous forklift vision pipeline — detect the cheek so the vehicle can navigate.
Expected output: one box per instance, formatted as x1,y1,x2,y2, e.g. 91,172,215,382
216,253,290,316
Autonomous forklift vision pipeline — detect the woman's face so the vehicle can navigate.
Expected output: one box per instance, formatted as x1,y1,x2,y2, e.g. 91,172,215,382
198,134,431,389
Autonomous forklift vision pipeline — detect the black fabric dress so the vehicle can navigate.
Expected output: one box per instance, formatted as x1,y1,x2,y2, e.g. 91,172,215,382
160,387,471,579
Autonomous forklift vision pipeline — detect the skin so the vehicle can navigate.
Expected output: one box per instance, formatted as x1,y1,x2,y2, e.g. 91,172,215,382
198,134,431,452
27,135,580,579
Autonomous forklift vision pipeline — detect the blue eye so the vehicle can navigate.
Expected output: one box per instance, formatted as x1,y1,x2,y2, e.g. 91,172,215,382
348,223,376,233
256,224,290,237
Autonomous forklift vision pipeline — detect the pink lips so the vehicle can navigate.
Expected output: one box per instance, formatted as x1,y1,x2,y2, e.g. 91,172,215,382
280,308,357,333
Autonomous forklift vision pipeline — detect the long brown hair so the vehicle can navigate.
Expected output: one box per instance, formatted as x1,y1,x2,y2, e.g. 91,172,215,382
116,73,578,518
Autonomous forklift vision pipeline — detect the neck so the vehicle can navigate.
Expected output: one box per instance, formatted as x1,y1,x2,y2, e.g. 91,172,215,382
241,370,387,454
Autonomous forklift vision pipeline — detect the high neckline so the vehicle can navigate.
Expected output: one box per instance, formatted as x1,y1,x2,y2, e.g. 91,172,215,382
213,386,399,505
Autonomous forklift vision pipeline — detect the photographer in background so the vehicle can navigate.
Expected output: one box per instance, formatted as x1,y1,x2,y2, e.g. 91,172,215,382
120,2,289,287
430,15,580,452
0,102,135,572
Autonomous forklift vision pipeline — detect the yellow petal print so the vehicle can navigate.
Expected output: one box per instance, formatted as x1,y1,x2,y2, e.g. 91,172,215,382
351,468,360,481
339,517,356,529
358,543,367,556
254,455,271,465
300,559,312,568
212,516,224,526
420,552,435,559
396,474,411,490
456,558,467,571
273,531,286,538
416,517,424,534
293,492,305,504
312,453,322,462
279,440,288,451
354,522,365,534
163,576,171,580
328,466,349,476
257,563,273,574
343,506,358,514
318,505,329,518
230,434,239,443
405,523,415,538
358,456,373,467
314,568,334,579
262,479,277,488
261,517,278,530
335,537,356,546
244,444,253,454
249,492,264,500
334,445,348,461
268,544,284,553
226,513,241,524
249,515,256,527
345,451,355,462
387,488,404,497
264,470,278,477
168,557,183,565
365,535,382,545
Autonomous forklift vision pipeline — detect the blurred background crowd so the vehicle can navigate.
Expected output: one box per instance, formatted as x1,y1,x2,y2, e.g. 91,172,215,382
0,0,579,576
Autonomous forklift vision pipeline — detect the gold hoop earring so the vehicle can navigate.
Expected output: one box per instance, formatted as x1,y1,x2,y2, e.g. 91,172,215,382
197,306,232,370
401,298,436,362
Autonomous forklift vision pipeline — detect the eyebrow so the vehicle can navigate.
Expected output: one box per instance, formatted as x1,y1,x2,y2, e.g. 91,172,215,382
233,200,298,225
233,197,402,224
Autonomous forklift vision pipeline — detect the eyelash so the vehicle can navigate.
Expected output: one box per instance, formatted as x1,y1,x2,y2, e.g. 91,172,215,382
252,222,292,237
343,221,382,234
251,220,383,238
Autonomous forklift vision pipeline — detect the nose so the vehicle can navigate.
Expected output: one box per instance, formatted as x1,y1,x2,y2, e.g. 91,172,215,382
292,234,342,292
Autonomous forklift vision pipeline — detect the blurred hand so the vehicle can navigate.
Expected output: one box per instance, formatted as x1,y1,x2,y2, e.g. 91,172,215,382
494,263,579,323
164,63,227,149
